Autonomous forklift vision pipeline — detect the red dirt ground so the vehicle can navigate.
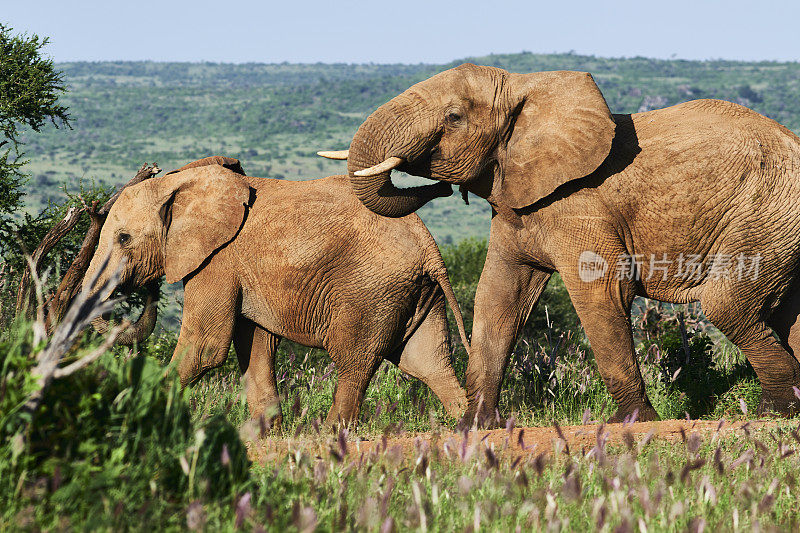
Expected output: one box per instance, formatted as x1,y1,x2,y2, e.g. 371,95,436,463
248,419,777,463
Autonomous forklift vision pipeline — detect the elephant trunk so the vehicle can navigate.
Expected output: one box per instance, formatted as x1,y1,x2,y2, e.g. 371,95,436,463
348,98,451,218
91,281,160,346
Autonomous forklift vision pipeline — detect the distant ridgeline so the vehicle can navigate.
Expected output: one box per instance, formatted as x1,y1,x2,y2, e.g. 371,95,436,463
21,53,800,243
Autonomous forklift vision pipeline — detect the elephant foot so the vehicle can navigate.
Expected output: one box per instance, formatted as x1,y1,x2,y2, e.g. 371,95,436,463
268,414,283,434
757,390,800,418
456,405,505,431
240,413,283,441
606,402,660,424
324,410,360,432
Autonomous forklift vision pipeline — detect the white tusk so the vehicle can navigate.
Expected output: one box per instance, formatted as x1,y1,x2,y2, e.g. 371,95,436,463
316,150,349,160
353,156,404,177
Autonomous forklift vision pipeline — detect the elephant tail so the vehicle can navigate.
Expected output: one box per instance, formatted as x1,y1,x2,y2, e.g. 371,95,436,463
422,240,471,357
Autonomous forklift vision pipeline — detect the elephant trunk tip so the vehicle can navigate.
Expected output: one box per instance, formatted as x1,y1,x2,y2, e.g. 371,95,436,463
90,281,160,346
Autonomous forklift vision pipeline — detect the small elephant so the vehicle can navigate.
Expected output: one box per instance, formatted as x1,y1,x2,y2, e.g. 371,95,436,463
83,157,469,428
322,63,800,425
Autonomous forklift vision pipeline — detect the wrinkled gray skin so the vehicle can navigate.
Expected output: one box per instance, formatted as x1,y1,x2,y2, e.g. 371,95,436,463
342,63,800,427
83,161,469,429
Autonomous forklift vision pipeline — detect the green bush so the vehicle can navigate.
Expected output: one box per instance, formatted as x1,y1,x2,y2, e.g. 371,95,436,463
637,313,759,419
0,318,42,472
440,237,488,288
0,322,250,529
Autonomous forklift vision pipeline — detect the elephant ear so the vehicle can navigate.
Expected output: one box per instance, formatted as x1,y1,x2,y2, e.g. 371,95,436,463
160,165,251,284
498,71,616,209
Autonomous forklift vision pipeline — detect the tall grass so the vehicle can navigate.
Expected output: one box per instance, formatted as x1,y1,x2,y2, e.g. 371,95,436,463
0,319,249,530
0,238,788,529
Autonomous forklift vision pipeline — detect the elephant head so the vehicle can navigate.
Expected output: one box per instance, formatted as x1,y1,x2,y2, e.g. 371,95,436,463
83,164,251,344
321,63,616,216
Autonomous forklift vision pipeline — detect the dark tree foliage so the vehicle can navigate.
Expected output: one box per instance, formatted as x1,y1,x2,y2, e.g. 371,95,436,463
0,23,70,242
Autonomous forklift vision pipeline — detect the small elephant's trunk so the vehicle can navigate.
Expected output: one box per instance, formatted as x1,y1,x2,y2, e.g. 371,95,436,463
91,281,160,345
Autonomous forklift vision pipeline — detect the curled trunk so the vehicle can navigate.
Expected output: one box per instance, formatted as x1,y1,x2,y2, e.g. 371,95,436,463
348,170,452,218
91,281,160,346
348,99,451,218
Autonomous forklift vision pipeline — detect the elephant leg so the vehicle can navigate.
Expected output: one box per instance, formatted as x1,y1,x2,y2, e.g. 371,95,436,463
325,352,382,428
768,282,800,363
560,273,659,423
393,297,467,419
170,270,238,386
707,291,800,416
233,317,282,431
786,320,800,366
716,320,800,416
461,244,551,429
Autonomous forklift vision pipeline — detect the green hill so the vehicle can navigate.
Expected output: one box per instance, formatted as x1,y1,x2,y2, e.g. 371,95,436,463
20,52,800,244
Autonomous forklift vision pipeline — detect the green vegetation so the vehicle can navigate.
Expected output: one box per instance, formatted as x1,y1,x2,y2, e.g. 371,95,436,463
4,53,800,530
0,243,792,529
0,23,70,251
0,320,249,530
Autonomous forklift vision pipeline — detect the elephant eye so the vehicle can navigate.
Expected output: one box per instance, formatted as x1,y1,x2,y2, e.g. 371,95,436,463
445,110,463,124
117,232,131,246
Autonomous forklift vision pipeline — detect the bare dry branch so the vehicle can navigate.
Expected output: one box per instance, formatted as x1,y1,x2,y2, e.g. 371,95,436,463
22,255,124,416
15,206,84,317
22,252,48,346
53,320,129,379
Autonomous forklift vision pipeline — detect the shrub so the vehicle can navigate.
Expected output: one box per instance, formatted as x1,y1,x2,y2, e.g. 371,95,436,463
636,307,760,419
0,321,250,529
440,237,488,288
0,318,41,475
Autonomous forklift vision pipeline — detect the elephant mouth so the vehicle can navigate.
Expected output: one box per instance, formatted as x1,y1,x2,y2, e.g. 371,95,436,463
113,272,153,299
401,143,486,186
398,153,434,180
114,279,135,297
396,136,446,178
92,280,160,346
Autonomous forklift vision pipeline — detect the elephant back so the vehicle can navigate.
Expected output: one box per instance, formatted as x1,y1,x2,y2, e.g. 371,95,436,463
166,156,246,176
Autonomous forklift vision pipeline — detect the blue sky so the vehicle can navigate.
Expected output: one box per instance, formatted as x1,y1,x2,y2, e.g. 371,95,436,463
3,0,800,64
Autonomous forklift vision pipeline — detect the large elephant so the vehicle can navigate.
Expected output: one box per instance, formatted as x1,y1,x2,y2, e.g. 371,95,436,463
320,63,800,425
83,157,469,428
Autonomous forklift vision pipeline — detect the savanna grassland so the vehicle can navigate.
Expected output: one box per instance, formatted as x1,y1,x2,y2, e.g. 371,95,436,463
4,54,800,531
4,244,799,531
